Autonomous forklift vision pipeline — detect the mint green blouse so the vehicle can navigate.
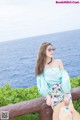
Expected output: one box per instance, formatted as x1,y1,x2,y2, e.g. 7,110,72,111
37,67,71,96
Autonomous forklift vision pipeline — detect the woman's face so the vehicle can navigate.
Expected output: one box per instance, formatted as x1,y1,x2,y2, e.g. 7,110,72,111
46,45,54,58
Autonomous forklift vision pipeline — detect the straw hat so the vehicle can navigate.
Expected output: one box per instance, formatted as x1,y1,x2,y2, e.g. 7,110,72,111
59,106,73,120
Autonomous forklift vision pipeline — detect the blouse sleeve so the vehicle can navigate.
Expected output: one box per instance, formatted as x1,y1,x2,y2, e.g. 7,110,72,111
61,70,71,93
37,74,50,96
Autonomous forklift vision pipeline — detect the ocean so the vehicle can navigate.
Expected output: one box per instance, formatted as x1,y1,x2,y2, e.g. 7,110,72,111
0,29,80,88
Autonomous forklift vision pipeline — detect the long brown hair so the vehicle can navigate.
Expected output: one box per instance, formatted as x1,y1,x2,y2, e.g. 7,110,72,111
35,42,53,76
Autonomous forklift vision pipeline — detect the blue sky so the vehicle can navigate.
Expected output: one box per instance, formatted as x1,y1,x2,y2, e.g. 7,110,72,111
0,0,80,42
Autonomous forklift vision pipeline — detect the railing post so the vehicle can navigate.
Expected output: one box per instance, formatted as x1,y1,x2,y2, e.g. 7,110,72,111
38,106,53,120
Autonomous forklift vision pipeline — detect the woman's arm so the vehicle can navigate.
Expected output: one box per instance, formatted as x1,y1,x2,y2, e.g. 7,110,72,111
58,59,71,105
37,74,50,96
37,75,52,106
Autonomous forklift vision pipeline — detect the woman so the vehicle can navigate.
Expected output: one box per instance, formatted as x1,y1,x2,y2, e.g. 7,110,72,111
35,42,80,120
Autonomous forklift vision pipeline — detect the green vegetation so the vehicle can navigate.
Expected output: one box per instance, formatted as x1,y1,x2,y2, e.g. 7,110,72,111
0,76,80,120
0,84,41,120
70,76,80,113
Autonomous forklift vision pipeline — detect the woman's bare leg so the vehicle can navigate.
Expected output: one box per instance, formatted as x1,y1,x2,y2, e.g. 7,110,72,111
52,101,65,120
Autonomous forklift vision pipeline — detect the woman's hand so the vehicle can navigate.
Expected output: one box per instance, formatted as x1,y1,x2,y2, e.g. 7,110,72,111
64,96,70,106
46,94,52,106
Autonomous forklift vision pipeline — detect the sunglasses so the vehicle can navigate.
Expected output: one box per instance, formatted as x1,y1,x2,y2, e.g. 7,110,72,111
48,48,55,52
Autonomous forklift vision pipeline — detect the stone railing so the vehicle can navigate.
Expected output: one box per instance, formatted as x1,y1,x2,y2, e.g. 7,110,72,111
0,87,80,120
